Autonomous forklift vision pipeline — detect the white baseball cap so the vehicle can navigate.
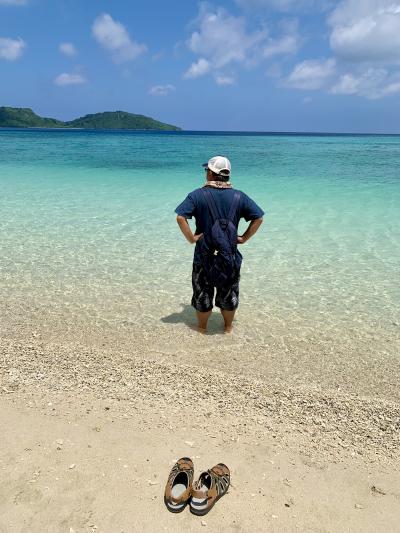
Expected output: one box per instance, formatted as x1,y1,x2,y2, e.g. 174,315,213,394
203,155,231,177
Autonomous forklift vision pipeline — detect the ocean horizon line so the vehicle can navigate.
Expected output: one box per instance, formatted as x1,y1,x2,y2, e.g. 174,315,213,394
1,127,400,137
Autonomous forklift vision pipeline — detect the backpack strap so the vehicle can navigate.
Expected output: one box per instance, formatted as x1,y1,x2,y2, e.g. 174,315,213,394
202,188,222,222
228,192,241,222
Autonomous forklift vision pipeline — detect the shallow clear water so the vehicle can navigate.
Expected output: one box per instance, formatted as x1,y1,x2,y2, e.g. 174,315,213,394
1,129,399,395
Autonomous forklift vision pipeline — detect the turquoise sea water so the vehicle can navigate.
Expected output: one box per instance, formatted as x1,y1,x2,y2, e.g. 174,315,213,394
1,129,399,395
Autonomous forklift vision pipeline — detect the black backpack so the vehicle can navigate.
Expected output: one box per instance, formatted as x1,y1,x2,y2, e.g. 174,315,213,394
200,188,242,288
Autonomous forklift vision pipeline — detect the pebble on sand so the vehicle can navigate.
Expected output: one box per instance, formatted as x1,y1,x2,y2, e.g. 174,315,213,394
371,485,386,495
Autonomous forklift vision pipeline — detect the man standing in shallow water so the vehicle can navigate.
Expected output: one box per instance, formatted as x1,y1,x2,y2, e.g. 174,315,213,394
175,156,264,334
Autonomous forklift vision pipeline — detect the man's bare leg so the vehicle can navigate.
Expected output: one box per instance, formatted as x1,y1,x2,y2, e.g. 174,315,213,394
221,309,236,333
195,310,212,333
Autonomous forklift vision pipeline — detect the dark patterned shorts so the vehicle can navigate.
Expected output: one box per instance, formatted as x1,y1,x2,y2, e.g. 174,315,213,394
191,263,240,312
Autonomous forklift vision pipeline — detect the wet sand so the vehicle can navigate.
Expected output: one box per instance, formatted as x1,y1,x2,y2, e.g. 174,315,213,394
1,301,400,404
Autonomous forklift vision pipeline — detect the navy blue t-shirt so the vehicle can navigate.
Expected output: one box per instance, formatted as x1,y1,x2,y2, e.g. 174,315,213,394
175,187,264,263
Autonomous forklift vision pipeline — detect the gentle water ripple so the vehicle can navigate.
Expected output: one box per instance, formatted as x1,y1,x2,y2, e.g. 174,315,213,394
0,130,399,397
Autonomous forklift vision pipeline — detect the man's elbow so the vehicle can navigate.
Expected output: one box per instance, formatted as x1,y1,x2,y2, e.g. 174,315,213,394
176,214,186,225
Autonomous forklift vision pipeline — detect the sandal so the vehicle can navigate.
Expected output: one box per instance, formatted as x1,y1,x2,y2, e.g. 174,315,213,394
164,457,194,513
190,463,230,516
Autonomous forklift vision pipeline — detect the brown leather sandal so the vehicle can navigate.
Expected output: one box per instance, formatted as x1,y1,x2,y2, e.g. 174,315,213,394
190,463,230,516
164,457,194,513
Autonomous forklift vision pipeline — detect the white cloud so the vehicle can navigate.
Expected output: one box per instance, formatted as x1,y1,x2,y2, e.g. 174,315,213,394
382,80,400,96
329,0,400,63
184,5,303,83
0,0,28,4
59,42,77,57
215,75,235,85
92,13,147,63
331,68,400,99
286,58,336,89
186,6,267,70
263,20,301,58
184,58,211,79
264,34,300,58
149,84,175,96
54,72,87,86
0,37,25,61
235,0,315,11
321,1,400,100
331,73,360,95
228,0,400,101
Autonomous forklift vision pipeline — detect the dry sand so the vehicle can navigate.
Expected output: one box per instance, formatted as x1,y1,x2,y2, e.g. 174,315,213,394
1,335,400,532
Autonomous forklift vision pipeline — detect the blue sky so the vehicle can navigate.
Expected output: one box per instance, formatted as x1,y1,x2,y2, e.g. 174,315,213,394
1,0,400,132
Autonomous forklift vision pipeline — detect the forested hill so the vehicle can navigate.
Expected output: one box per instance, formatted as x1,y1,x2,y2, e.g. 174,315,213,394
0,107,181,130
0,107,64,128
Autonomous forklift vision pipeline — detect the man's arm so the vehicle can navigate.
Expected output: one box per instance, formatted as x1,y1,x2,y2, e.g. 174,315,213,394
176,215,203,244
238,217,263,244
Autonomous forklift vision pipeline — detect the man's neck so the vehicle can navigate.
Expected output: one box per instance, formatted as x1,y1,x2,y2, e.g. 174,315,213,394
204,180,232,189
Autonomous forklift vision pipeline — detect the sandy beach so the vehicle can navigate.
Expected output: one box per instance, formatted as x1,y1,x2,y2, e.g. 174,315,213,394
1,334,399,532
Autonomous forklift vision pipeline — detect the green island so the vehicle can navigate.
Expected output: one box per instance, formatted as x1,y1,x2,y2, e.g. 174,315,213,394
0,107,181,130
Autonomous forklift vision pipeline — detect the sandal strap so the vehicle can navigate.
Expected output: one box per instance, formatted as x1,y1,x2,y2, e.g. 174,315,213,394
192,488,208,500
209,466,230,497
167,459,193,485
